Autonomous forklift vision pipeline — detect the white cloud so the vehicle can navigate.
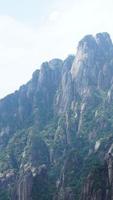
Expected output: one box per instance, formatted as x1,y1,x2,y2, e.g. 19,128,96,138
49,11,60,22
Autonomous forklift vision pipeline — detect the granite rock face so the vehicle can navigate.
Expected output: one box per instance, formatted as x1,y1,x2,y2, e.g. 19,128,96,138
0,33,113,200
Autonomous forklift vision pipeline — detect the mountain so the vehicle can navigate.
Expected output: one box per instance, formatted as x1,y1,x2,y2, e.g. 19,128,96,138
0,32,113,200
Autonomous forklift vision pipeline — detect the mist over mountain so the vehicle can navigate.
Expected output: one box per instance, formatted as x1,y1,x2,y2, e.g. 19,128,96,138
0,32,113,200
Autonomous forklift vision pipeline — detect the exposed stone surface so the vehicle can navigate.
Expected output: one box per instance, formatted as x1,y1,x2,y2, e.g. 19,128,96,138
0,33,113,200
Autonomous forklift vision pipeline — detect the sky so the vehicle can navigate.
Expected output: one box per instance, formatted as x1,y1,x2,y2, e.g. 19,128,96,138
0,0,113,98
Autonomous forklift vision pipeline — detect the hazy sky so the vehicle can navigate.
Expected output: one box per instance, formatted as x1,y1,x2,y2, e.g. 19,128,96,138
0,0,113,98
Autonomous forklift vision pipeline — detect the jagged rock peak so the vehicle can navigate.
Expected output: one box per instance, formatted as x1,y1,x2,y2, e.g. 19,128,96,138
62,55,75,73
78,34,97,51
78,32,112,50
95,32,112,48
37,59,62,84
40,58,63,71
48,58,63,69
71,32,113,80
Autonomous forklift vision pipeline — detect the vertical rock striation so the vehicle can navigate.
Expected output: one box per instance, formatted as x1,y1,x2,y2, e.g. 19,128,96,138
0,33,113,199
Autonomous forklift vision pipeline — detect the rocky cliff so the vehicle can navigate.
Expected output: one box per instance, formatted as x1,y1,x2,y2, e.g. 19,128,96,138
0,32,113,200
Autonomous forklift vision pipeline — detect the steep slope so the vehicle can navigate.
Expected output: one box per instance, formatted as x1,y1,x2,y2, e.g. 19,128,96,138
0,32,113,200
